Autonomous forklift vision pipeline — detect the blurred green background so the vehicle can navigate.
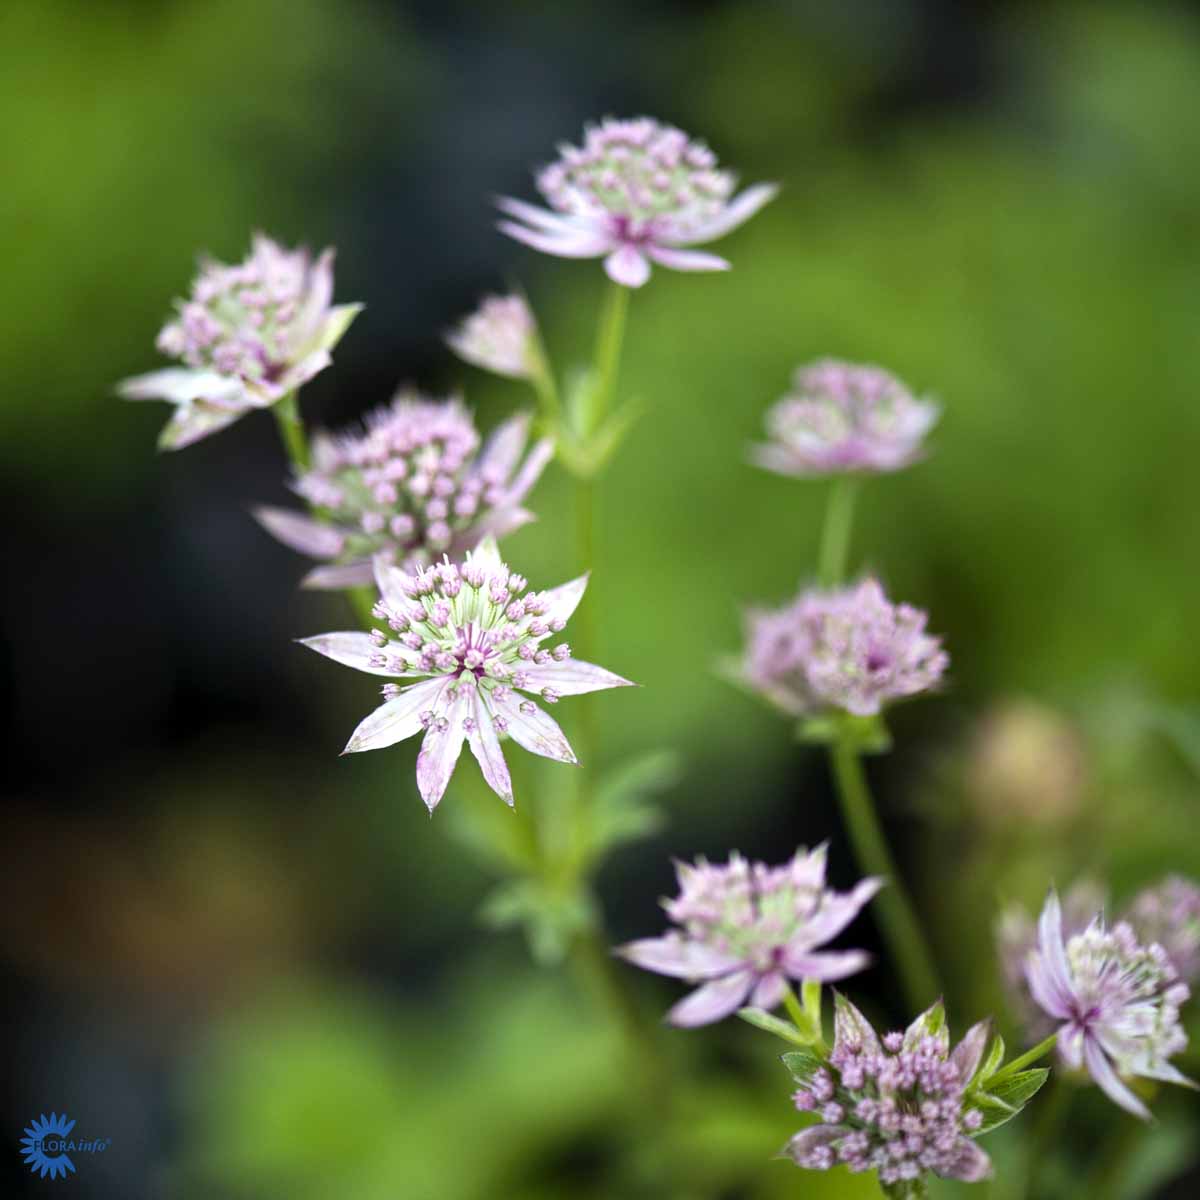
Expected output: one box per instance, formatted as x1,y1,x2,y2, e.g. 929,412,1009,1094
2,1,1199,1197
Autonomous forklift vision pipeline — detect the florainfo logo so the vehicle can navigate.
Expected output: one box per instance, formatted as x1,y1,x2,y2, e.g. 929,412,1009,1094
20,1112,112,1180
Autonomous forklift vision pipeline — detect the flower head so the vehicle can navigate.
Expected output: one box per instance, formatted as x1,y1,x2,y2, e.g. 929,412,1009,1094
497,116,777,288
1123,876,1200,985
446,294,538,380
751,360,938,478
783,997,993,1186
300,537,633,811
255,393,552,590
119,233,361,450
1026,889,1194,1118
735,580,947,719
617,845,881,1027
996,879,1105,1042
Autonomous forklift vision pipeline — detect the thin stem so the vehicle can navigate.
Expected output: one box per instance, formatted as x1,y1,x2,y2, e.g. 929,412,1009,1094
818,475,859,587
526,332,562,436
269,391,370,631
591,280,629,433
272,392,310,472
781,982,808,1031
829,737,940,1011
347,586,378,629
572,477,599,793
989,1032,1058,1084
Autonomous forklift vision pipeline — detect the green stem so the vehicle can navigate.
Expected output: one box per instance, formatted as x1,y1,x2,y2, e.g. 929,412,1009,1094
829,737,941,1011
272,392,310,472
781,982,808,1031
989,1032,1058,1084
590,280,629,434
818,476,859,587
347,586,378,629
781,980,829,1053
270,391,370,631
526,331,562,436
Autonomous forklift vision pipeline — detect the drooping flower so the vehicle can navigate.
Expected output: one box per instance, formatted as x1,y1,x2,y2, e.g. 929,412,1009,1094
300,536,633,811
783,996,994,1187
733,580,947,719
254,393,552,590
446,294,538,380
996,879,1106,1042
1025,889,1194,1118
119,233,361,450
1122,876,1200,986
751,360,938,478
617,845,881,1027
497,116,777,288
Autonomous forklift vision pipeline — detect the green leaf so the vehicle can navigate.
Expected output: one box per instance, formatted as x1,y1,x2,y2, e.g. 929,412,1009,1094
581,395,645,476
478,879,596,966
988,1067,1050,1109
968,1068,1049,1134
781,1049,826,1085
587,749,679,861
796,712,892,754
736,1007,811,1046
902,998,946,1052
977,1033,1005,1084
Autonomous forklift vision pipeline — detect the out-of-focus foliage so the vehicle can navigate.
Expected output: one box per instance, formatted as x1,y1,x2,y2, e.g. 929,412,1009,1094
3,1,1199,1197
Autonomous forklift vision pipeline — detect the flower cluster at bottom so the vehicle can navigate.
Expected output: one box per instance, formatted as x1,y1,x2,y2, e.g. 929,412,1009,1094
784,997,993,1187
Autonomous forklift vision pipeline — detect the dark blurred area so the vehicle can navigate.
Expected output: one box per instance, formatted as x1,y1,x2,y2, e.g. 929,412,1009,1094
3,1,1200,1197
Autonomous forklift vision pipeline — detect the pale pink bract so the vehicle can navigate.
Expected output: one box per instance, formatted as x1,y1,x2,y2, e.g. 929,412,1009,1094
300,537,634,811
119,233,361,450
497,116,777,288
751,359,938,478
254,392,551,590
617,845,881,1027
1025,889,1194,1119
735,579,948,719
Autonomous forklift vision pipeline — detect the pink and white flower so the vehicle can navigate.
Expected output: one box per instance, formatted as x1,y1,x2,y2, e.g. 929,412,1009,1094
617,845,881,1027
119,233,361,450
751,359,939,478
301,536,634,811
1026,889,1195,1119
255,392,551,590
497,116,777,288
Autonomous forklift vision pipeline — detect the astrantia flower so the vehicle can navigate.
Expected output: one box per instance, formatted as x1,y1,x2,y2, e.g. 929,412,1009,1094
446,294,538,380
784,997,993,1187
497,116,777,288
119,233,361,450
300,537,633,811
255,393,552,590
1123,876,1200,986
617,845,881,1027
996,879,1105,1042
1026,889,1195,1118
735,580,947,719
751,360,938,478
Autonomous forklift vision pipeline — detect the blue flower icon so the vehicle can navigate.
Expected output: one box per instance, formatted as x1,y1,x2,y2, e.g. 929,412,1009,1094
20,1112,77,1179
